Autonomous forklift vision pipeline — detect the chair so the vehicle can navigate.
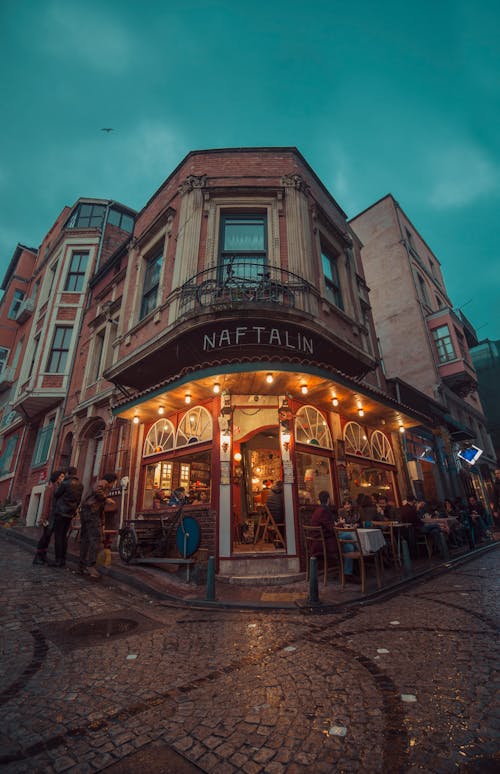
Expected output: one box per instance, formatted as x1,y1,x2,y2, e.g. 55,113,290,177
253,505,286,549
416,532,433,559
334,528,383,594
302,524,331,585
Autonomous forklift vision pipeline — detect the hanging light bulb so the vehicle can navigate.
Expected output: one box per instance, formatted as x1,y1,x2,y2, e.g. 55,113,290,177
358,408,365,417
399,423,405,433
332,395,339,407
213,382,220,394
133,414,139,424
158,406,165,415
185,393,191,404
300,383,308,395
266,373,274,384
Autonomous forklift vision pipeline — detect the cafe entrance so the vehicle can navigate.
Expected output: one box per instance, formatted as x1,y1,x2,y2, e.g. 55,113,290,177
232,424,284,554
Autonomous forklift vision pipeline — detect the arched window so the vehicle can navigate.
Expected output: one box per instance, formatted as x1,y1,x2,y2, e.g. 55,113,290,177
143,419,175,457
344,421,370,457
295,405,333,449
370,430,395,464
176,406,212,447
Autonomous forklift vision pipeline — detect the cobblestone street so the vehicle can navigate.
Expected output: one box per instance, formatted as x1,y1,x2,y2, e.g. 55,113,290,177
0,539,498,774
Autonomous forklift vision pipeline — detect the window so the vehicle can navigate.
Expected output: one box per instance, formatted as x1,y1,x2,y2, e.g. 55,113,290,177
176,406,212,447
32,420,54,467
68,203,106,229
344,421,371,457
47,262,58,299
416,272,431,306
8,290,24,319
432,325,456,363
0,346,9,373
28,335,40,378
108,208,134,232
219,214,266,280
92,330,105,382
47,327,72,373
295,406,333,448
0,433,19,475
140,252,163,320
455,330,468,362
321,248,344,309
144,419,175,456
64,251,88,292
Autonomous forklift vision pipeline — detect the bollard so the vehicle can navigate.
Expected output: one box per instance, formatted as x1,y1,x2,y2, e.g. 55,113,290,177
308,557,320,604
401,538,412,576
206,555,216,601
438,532,450,561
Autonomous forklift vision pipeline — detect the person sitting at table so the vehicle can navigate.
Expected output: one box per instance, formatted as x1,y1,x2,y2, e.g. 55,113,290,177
332,497,361,583
311,490,338,559
400,495,444,558
376,495,397,521
359,494,378,527
466,495,489,541
338,498,360,526
168,487,186,507
439,498,468,547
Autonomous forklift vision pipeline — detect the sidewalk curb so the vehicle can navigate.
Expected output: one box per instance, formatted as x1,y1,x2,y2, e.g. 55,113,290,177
2,525,498,614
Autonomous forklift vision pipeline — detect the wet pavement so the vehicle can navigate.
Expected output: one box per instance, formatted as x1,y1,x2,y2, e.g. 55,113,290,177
0,532,498,772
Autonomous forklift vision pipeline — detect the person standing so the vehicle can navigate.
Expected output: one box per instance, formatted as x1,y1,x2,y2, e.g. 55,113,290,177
32,470,65,565
51,467,83,568
79,473,117,578
310,490,337,558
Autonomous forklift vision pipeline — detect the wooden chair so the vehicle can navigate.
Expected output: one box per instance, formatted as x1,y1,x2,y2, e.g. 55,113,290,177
253,505,286,549
416,532,433,559
334,527,383,594
302,524,331,585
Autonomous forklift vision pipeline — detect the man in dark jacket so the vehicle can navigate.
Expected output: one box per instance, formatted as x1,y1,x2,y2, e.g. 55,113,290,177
51,467,84,567
79,473,117,578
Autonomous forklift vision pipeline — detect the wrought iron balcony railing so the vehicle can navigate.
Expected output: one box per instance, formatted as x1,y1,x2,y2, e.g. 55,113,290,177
177,260,317,316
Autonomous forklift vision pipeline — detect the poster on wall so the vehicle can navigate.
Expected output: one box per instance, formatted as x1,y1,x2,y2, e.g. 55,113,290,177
220,461,231,485
283,461,294,484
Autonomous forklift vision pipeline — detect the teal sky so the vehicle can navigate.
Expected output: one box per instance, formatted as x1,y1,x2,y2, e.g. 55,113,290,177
1,0,499,339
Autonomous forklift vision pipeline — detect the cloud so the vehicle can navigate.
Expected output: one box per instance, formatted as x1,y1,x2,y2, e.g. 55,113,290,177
41,1,137,74
427,142,498,208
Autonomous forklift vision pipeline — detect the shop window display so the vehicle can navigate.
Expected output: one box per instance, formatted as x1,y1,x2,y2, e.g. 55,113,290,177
347,462,395,503
296,452,333,504
143,451,211,509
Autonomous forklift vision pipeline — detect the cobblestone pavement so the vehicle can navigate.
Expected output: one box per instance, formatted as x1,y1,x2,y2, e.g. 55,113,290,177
0,540,498,774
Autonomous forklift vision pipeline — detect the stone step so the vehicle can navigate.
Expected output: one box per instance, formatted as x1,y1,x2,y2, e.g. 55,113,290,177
218,572,305,586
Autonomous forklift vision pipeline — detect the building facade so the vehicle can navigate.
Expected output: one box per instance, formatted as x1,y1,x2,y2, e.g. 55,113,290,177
1,149,494,579
470,339,500,466
350,195,496,506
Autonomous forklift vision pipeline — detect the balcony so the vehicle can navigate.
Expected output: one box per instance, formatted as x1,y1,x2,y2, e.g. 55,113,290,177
15,297,35,324
0,366,16,393
177,261,317,318
437,359,478,398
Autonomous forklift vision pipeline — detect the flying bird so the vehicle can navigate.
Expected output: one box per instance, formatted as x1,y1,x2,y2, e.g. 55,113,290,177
101,128,114,133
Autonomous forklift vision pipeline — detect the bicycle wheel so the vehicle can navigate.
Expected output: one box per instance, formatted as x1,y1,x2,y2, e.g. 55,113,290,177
196,280,217,307
118,529,137,563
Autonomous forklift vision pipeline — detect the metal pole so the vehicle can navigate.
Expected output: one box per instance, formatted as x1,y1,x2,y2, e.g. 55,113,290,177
308,557,320,604
438,532,450,561
206,555,216,601
401,538,412,576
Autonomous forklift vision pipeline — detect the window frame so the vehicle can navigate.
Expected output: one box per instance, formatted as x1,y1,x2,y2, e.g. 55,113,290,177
139,251,163,320
218,213,267,281
0,433,19,476
69,203,106,229
46,326,73,373
32,420,54,468
321,246,344,310
432,324,456,364
64,251,89,292
8,289,25,319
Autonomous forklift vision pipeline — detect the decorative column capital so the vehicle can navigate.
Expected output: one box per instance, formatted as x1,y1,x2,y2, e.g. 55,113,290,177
178,174,207,195
281,173,310,195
